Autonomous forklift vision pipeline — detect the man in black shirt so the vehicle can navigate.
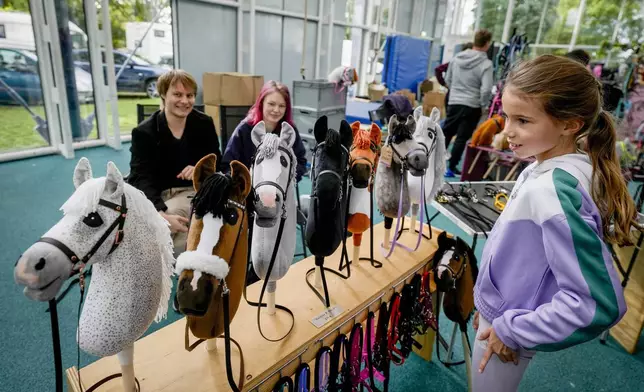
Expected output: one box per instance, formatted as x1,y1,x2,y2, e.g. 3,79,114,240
128,69,223,252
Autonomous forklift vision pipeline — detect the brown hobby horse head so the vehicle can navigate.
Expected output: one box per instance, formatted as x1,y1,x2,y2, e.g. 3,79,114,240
175,154,251,341
432,231,479,330
347,122,381,247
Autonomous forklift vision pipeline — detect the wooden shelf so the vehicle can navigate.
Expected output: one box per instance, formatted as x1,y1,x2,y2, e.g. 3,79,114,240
68,222,441,391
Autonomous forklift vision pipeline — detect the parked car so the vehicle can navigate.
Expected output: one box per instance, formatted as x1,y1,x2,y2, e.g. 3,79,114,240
73,49,166,98
0,47,93,105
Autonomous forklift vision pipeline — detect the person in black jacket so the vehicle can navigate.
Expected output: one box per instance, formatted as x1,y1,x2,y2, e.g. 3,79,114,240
222,80,308,181
128,69,223,252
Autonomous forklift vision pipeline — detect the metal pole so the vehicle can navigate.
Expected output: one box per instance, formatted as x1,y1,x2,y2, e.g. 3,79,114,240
370,0,384,83
359,0,374,94
568,0,587,51
606,0,627,65
101,0,121,148
250,0,256,74
54,0,82,141
535,0,549,45
418,0,427,35
386,0,395,33
501,0,516,43
475,0,484,31
237,1,243,72
327,0,336,77
115,11,162,82
315,0,325,79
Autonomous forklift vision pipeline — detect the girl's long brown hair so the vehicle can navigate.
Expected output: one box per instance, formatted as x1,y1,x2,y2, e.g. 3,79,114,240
506,55,636,245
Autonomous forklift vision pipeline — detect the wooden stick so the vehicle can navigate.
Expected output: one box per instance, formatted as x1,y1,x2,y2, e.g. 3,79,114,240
352,244,360,264
116,345,136,392
482,156,499,180
462,331,473,392
467,150,483,174
267,290,276,316
206,338,218,352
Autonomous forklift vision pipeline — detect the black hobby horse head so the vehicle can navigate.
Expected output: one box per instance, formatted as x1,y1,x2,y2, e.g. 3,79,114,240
305,115,353,257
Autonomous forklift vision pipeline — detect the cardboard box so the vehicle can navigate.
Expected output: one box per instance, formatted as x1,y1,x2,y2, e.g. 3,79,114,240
204,104,221,133
202,72,264,106
423,91,447,118
394,88,417,108
368,83,388,102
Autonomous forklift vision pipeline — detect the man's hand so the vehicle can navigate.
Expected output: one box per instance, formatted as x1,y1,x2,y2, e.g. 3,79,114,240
478,326,519,373
177,165,195,181
160,211,189,233
473,311,480,331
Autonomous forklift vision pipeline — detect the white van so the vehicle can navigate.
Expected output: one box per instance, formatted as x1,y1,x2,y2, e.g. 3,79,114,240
0,10,87,51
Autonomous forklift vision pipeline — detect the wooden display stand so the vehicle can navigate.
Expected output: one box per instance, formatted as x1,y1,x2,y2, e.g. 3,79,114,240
610,241,644,353
67,222,441,391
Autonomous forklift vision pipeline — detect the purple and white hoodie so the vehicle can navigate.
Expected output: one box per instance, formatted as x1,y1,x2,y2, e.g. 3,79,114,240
474,153,626,352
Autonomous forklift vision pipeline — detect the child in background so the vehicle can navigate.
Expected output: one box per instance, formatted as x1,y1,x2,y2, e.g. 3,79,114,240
472,55,635,391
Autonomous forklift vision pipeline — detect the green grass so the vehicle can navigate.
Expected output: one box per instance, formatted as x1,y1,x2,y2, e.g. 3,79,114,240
0,96,160,152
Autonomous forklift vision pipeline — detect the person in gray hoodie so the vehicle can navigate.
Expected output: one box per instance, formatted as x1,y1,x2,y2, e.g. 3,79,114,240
444,29,494,177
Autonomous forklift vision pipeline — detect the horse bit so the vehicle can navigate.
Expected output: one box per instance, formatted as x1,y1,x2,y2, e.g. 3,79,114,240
37,195,128,290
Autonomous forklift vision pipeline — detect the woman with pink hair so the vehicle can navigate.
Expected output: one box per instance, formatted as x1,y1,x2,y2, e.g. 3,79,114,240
222,80,308,181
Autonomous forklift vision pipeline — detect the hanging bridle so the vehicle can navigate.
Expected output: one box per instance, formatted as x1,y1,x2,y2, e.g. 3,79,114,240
38,195,128,288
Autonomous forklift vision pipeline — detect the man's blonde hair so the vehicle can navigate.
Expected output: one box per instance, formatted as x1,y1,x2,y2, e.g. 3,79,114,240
157,69,198,101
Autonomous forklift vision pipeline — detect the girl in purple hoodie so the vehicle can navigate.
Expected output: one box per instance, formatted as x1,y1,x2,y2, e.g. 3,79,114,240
472,55,636,391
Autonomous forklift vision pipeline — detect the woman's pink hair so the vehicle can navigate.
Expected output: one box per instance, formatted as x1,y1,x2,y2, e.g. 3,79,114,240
246,80,294,127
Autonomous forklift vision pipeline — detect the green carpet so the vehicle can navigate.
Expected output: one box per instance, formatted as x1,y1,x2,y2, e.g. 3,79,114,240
1,146,643,391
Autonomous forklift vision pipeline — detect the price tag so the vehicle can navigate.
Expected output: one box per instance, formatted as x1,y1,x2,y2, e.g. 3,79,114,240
379,145,393,167
310,305,343,328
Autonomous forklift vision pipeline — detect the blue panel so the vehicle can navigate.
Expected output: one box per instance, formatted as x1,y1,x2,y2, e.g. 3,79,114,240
382,35,431,95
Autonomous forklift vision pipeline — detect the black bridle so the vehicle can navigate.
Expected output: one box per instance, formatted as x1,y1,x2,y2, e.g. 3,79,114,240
349,140,379,187
386,134,427,175
184,190,248,392
245,142,296,343
38,195,128,283
37,195,128,392
311,141,350,207
433,247,468,290
251,144,295,212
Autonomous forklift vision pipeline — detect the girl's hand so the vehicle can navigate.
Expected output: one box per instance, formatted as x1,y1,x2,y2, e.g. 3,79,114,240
473,311,480,331
478,326,519,373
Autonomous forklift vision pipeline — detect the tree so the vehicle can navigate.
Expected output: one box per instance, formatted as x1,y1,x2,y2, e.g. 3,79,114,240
478,0,643,52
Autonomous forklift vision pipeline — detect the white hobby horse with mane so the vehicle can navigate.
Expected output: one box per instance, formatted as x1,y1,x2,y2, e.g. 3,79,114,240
407,106,446,235
250,121,297,334
14,158,174,392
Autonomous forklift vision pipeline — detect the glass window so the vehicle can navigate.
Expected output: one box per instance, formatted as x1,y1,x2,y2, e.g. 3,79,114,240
154,29,165,38
479,0,509,42
0,24,5,39
74,50,90,62
113,52,127,65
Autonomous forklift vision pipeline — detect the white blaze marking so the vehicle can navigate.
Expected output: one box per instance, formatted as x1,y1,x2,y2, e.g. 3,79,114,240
437,250,454,278
196,213,223,255
349,186,370,216
190,270,202,291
